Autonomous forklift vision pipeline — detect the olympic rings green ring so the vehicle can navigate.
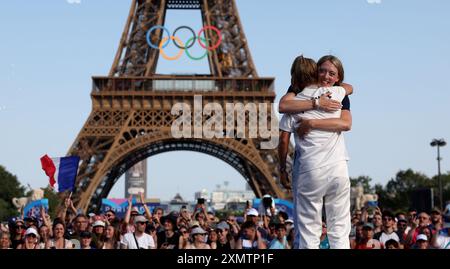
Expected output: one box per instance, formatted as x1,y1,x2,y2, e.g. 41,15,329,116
185,37,209,61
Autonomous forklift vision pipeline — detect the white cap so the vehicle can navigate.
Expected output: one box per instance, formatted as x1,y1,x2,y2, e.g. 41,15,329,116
285,219,294,224
416,234,428,241
247,208,259,217
93,220,105,227
25,227,38,237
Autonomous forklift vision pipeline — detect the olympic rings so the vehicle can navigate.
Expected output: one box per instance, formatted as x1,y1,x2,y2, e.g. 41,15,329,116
159,36,184,61
146,25,222,61
197,26,222,51
146,25,171,50
172,26,196,50
185,37,209,61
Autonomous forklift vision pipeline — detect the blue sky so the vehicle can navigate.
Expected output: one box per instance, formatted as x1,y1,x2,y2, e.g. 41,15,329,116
1,0,449,201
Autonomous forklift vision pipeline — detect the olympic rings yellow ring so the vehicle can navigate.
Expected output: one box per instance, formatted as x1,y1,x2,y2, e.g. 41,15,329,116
159,36,184,61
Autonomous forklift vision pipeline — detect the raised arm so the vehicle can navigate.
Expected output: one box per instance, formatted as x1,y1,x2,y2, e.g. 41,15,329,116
278,92,343,114
297,110,352,138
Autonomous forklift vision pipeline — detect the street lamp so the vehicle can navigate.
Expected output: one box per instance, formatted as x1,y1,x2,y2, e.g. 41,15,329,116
430,138,447,210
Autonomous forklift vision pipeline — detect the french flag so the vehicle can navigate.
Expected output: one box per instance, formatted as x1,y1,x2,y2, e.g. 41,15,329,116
40,155,80,192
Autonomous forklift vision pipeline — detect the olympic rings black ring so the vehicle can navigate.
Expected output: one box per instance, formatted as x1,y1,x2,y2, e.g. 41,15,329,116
172,26,196,50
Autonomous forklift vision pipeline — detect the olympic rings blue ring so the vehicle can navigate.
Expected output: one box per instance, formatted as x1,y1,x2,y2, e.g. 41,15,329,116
185,37,209,61
146,25,171,50
172,26,196,50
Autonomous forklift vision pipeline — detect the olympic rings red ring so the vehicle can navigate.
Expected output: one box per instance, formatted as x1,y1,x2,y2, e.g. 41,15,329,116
197,26,222,51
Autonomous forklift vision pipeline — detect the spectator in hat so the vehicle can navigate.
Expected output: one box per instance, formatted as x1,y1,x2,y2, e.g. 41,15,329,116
0,231,12,249
120,215,155,249
157,215,180,249
24,216,38,230
430,208,443,232
18,228,40,249
395,217,408,247
354,223,381,249
235,221,266,249
215,221,235,250
185,227,210,249
80,231,95,249
431,219,450,249
414,234,430,249
285,219,294,233
374,211,399,247
101,224,121,249
46,222,73,249
245,208,269,241
268,223,289,249
11,219,25,249
92,220,105,249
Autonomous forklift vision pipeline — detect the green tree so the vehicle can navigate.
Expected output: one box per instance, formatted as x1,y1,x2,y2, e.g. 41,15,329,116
376,169,432,212
430,172,450,209
0,165,26,221
350,175,374,193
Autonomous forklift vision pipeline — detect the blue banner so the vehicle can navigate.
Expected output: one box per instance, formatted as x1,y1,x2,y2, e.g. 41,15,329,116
252,199,294,220
101,198,161,219
23,199,49,224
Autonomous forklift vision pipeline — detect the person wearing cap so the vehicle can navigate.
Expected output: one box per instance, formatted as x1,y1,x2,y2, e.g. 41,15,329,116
374,211,400,247
79,231,94,249
215,221,235,249
17,228,40,249
11,219,25,249
245,208,269,241
120,215,155,249
354,223,381,249
92,220,106,249
185,227,211,249
395,217,408,247
414,234,430,249
431,219,450,249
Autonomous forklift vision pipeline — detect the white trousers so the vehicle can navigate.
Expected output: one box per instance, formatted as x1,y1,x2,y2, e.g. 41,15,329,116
293,161,351,249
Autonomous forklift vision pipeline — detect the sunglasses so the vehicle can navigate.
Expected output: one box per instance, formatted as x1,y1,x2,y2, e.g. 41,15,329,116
16,226,24,229
180,230,189,234
215,229,224,234
383,217,393,221
105,214,114,217
26,234,37,238
136,222,147,225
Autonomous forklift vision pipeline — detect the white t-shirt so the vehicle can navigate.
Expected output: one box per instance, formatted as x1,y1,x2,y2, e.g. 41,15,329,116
279,86,349,174
436,235,450,249
379,232,400,246
121,232,155,249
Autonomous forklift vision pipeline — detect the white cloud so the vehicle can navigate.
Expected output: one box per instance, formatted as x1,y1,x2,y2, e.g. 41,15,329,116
367,0,382,4
67,0,81,4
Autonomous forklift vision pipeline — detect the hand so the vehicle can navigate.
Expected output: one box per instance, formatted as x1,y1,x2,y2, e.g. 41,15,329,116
139,192,145,204
127,194,133,207
297,119,313,139
280,170,291,190
64,197,71,209
318,92,342,112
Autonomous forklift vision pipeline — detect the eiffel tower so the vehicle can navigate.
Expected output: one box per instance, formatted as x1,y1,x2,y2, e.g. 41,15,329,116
67,0,293,213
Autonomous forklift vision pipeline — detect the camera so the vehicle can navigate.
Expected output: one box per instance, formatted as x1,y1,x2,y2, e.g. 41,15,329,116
262,197,273,208
197,198,205,205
